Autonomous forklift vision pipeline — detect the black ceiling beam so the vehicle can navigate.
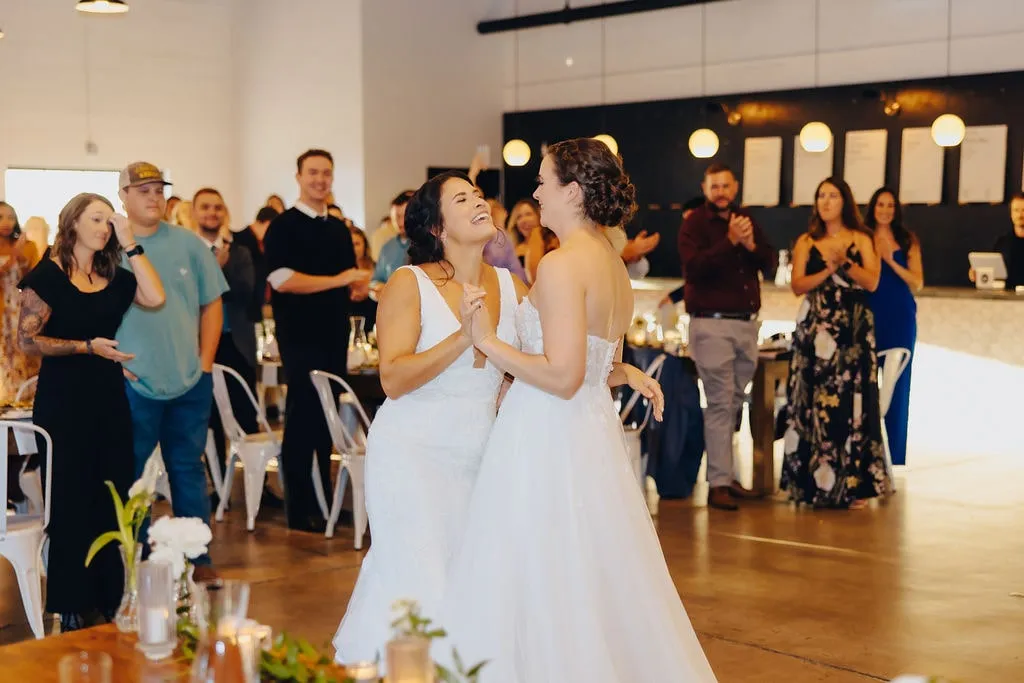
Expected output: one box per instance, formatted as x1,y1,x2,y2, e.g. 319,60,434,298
477,0,723,35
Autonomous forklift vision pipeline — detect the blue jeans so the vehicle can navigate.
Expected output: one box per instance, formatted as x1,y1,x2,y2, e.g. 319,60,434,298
126,373,214,566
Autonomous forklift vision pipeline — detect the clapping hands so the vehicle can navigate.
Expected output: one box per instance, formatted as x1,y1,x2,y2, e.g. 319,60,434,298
727,214,755,251
460,284,494,345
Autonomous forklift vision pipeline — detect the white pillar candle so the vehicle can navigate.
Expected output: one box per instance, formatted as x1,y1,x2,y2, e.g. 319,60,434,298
140,606,170,644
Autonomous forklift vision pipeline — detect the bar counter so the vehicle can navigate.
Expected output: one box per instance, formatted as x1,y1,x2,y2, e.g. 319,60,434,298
633,278,1024,368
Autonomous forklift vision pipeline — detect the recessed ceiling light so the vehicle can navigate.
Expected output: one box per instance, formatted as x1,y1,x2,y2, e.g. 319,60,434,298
565,57,574,67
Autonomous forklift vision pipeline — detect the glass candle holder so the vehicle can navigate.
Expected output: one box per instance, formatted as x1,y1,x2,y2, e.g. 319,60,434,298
135,560,176,661
345,660,379,683
386,635,432,682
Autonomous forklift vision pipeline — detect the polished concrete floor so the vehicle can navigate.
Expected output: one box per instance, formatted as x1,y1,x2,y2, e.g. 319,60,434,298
1,350,1021,681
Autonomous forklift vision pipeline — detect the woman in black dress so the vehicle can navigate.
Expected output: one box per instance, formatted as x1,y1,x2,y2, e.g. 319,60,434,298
18,193,164,631
781,178,887,510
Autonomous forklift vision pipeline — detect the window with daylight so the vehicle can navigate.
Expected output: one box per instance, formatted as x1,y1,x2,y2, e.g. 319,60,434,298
2,167,172,244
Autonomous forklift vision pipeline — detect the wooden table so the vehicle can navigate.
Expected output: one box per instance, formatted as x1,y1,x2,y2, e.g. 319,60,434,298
0,624,186,682
749,355,790,497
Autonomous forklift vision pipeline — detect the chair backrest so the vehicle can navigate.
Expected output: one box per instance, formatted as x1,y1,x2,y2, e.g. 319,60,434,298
211,364,274,444
14,376,37,404
309,370,372,454
619,354,667,434
0,421,52,538
877,348,912,416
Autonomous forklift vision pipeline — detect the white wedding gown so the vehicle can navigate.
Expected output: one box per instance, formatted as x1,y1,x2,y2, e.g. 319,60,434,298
436,297,717,683
333,265,519,665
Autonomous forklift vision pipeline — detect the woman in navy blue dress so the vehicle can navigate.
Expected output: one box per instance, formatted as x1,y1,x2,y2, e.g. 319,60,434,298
864,188,923,467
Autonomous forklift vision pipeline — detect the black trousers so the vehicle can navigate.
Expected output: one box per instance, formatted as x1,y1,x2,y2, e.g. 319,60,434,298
208,332,258,487
277,336,347,527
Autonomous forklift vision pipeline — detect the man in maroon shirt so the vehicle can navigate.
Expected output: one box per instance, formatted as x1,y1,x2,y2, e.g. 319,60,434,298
678,164,776,510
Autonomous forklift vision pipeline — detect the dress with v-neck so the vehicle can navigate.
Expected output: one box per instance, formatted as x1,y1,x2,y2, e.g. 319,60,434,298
19,258,137,615
333,264,519,666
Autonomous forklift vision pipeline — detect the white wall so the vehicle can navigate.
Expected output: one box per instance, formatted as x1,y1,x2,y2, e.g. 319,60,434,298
234,0,365,227
484,0,1024,110
0,0,239,220
361,0,506,231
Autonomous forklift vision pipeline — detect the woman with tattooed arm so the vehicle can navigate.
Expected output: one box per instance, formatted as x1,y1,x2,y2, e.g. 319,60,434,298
17,193,164,631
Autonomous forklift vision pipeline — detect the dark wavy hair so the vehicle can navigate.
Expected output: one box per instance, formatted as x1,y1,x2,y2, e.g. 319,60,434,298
404,170,477,280
546,138,637,227
0,201,20,242
54,193,122,281
807,177,869,239
864,186,916,252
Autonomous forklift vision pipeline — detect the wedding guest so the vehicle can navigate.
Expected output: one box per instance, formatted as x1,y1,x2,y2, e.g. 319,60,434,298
866,187,923,467
193,188,259,494
18,193,164,631
482,199,527,282
264,149,371,531
678,165,775,510
371,190,416,288
0,201,41,404
266,194,286,214
782,177,886,509
115,162,228,577
969,192,1024,289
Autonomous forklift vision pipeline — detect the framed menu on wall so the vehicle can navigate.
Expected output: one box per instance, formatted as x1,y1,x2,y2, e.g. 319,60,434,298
792,136,833,206
741,136,783,207
899,127,944,205
844,129,888,204
958,125,1008,204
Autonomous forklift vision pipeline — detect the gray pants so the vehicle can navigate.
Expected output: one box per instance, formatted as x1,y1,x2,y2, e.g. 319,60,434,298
689,317,759,488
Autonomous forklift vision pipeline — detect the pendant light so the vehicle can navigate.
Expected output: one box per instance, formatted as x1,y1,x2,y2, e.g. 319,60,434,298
76,0,130,14
930,1,964,147
591,20,618,156
688,5,719,159
800,0,832,152
503,0,530,167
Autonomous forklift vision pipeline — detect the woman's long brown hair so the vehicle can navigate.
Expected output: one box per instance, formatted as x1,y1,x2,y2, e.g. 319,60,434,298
807,177,871,239
53,193,122,281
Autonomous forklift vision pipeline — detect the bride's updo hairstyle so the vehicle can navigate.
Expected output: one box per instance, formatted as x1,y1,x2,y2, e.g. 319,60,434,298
404,170,472,266
546,138,637,227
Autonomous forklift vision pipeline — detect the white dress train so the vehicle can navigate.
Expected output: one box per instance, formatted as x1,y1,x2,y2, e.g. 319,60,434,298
436,298,717,683
333,265,519,665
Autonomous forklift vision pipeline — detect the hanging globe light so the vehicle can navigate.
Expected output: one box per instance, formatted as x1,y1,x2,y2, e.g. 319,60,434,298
688,129,719,159
502,139,531,167
799,122,833,153
593,134,618,156
930,113,966,147
76,0,130,13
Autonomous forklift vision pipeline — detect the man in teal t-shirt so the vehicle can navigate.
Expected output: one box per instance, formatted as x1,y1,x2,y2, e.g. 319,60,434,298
115,162,228,576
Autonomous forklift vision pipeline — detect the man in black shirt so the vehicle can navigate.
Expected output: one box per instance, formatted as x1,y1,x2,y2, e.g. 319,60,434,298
264,149,371,531
233,205,279,318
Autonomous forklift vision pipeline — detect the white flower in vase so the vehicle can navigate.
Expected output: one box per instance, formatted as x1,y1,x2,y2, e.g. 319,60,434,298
148,516,213,563
149,544,187,578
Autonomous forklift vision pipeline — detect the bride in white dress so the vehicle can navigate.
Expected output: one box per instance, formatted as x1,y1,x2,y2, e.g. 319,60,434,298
438,139,718,682
333,172,527,665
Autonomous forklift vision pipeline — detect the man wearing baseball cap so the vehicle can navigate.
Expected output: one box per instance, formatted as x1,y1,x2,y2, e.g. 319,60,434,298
115,161,229,579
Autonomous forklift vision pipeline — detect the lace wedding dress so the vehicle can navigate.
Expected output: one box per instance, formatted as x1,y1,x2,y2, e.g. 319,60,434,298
333,265,519,665
436,297,717,682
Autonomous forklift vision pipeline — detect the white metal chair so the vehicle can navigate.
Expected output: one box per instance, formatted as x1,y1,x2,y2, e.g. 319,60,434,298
211,364,282,531
0,421,52,639
309,370,371,547
620,354,667,492
877,347,912,492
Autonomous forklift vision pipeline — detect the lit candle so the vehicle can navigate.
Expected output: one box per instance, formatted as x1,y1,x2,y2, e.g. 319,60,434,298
140,606,170,644
345,660,379,682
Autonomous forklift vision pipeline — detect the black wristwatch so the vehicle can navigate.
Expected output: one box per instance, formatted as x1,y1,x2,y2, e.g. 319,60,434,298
125,244,145,258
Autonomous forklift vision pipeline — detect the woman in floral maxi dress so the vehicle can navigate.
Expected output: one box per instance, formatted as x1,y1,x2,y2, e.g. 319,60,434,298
781,178,888,509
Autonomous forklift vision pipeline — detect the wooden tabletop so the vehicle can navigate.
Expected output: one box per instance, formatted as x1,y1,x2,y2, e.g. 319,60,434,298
0,625,187,682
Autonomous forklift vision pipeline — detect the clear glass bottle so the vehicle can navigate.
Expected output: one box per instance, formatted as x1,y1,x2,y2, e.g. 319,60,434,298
348,316,368,373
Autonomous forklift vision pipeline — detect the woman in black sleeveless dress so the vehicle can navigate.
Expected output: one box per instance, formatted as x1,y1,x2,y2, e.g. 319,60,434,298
18,193,164,631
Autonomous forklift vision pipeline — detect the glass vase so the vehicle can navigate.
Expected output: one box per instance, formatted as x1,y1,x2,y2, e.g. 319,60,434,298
176,563,197,625
348,316,368,372
115,544,144,633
